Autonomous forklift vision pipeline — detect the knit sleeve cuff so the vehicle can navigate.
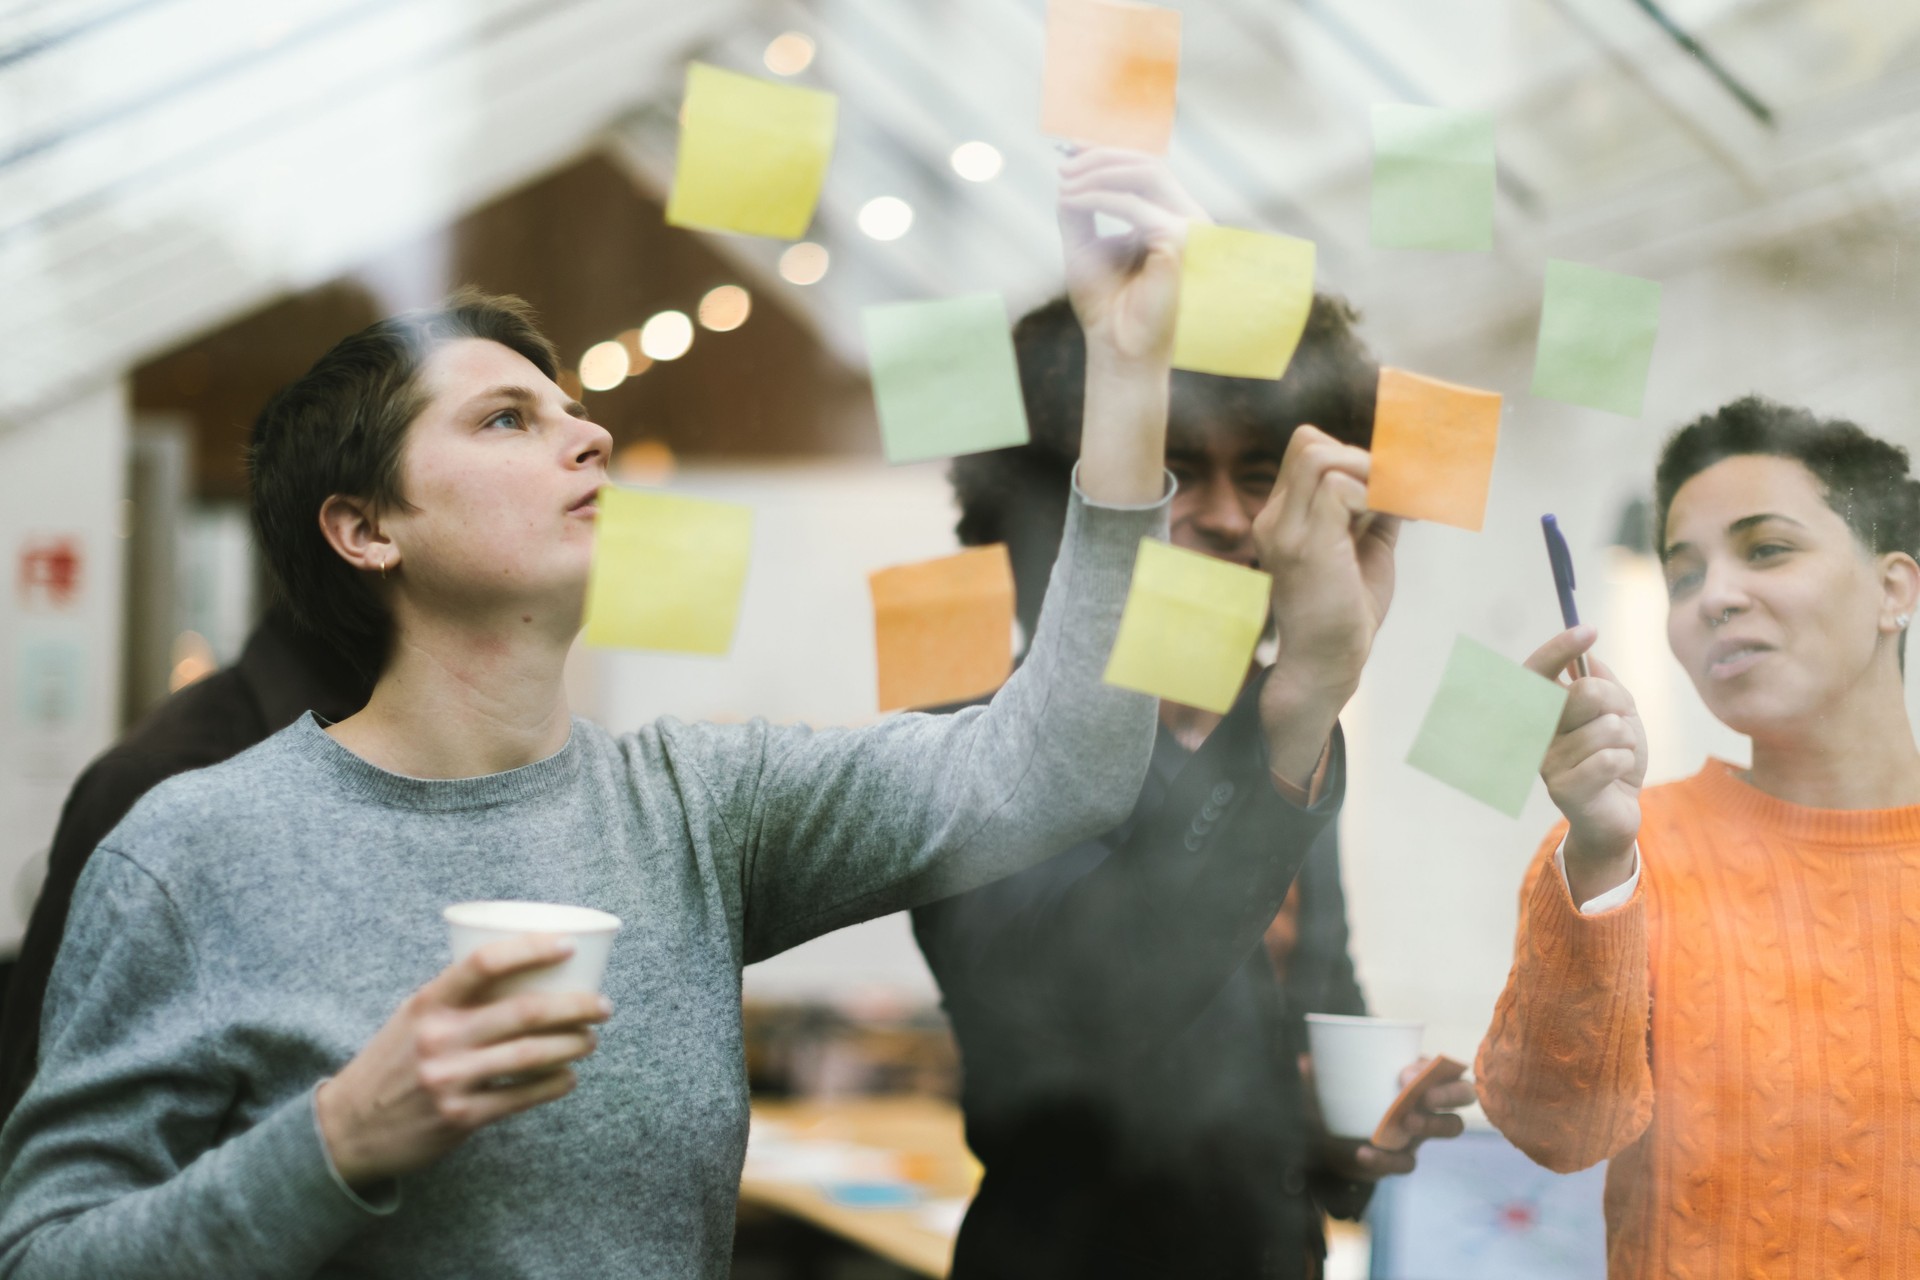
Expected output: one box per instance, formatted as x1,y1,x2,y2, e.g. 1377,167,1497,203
308,1083,401,1217
1527,841,1645,969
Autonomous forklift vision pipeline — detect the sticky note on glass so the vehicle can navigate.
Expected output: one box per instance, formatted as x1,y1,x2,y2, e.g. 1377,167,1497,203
1104,538,1270,714
1366,368,1503,532
1531,260,1661,417
665,63,837,240
863,293,1030,463
1172,224,1316,380
1406,636,1568,818
870,546,1015,712
1041,0,1182,154
1371,106,1495,252
583,487,753,654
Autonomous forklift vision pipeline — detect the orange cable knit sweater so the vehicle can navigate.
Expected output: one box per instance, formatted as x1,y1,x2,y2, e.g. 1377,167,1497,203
1476,759,1920,1279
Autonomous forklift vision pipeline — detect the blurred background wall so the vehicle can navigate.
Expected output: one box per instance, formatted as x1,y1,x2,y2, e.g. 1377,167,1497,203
1,0,1917,1114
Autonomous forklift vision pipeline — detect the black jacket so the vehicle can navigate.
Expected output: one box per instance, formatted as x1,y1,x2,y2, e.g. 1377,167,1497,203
0,607,368,1126
911,672,1369,1279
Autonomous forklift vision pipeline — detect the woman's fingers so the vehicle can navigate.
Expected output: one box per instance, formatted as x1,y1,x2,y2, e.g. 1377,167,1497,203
1059,158,1208,223
458,1064,580,1129
453,989,611,1049
427,935,574,1009
1549,745,1642,801
429,1029,599,1095
1523,626,1596,685
1057,189,1189,244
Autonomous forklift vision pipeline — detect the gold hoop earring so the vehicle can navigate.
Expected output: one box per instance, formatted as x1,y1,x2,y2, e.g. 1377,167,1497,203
380,558,389,580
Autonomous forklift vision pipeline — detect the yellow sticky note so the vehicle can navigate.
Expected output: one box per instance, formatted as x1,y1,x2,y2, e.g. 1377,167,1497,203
1172,223,1316,380
1041,0,1183,154
665,63,837,240
1104,538,1271,714
1366,368,1503,532
870,545,1015,712
582,487,753,654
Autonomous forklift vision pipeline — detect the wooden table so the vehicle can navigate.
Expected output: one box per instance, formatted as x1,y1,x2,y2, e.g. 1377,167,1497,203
741,1096,981,1277
741,1096,1372,1277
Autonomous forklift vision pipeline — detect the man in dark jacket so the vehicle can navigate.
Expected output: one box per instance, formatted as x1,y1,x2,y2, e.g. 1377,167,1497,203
913,296,1472,1279
0,603,371,1125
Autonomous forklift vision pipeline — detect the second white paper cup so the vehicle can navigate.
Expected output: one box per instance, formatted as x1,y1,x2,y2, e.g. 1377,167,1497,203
444,900,622,997
1304,1013,1424,1140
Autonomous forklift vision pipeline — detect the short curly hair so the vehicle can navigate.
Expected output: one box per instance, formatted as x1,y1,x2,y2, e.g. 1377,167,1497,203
1655,395,1920,666
248,289,559,680
1654,396,1920,561
952,293,1378,636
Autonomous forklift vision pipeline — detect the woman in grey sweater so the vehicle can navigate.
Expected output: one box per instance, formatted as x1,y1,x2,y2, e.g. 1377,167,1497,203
0,153,1205,1278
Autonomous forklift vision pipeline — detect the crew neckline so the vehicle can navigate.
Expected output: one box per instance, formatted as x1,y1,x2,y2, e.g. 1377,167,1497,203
1691,757,1920,847
287,711,583,812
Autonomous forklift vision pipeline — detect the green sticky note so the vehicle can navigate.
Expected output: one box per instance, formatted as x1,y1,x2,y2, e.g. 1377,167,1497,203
665,63,837,240
1103,538,1271,714
1371,105,1495,252
1172,223,1316,380
1530,260,1662,417
583,487,753,654
1406,635,1569,818
863,293,1031,463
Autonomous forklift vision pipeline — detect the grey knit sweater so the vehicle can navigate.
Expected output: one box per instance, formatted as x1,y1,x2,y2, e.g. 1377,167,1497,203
0,483,1167,1279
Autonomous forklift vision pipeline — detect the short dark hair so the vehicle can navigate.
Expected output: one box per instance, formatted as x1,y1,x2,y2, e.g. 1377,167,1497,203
951,293,1377,636
1654,395,1920,561
248,289,559,679
1655,395,1920,668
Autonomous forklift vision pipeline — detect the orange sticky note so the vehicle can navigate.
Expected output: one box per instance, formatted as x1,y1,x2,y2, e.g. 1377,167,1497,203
1041,0,1182,154
1365,368,1503,532
870,545,1016,712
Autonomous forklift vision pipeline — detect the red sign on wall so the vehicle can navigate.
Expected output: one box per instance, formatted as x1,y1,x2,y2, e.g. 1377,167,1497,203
17,537,83,610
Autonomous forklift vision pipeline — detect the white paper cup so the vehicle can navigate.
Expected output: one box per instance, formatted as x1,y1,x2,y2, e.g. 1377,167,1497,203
1304,1013,1424,1141
443,901,622,997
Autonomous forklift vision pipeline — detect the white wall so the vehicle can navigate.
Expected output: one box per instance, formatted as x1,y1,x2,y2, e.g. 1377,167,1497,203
588,459,963,1005
0,382,131,951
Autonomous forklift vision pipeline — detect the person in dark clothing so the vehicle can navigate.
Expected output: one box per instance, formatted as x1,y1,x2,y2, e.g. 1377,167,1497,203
0,602,372,1127
912,296,1473,1279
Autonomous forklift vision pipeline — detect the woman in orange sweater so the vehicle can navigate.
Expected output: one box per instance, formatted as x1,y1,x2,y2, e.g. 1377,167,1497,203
1476,396,1920,1278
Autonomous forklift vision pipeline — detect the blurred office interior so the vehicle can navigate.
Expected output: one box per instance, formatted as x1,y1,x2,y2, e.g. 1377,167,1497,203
0,1,1916,1275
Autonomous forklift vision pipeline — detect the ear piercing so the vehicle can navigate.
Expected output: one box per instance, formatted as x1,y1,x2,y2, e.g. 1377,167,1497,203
1898,614,1911,630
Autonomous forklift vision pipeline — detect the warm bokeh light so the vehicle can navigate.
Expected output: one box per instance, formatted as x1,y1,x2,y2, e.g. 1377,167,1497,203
639,311,695,361
763,31,815,76
613,439,678,487
614,329,654,378
779,241,830,285
858,196,914,241
698,285,752,332
578,340,632,392
168,630,216,692
950,141,1004,182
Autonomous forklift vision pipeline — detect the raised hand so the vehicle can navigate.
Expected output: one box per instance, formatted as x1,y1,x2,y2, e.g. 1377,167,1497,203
315,935,611,1190
1057,147,1207,365
1523,625,1647,900
1254,425,1402,784
1055,147,1208,508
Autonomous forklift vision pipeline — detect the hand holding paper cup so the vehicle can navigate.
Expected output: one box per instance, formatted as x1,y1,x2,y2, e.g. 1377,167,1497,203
1303,1013,1427,1142
444,901,623,997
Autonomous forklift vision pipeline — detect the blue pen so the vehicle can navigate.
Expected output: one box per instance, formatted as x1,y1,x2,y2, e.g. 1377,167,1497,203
1541,514,1592,679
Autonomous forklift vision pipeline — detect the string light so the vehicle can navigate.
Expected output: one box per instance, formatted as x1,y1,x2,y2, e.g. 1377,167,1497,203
640,311,695,361
858,196,914,241
699,285,752,332
950,141,1004,182
764,32,815,76
578,341,631,392
779,242,830,285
